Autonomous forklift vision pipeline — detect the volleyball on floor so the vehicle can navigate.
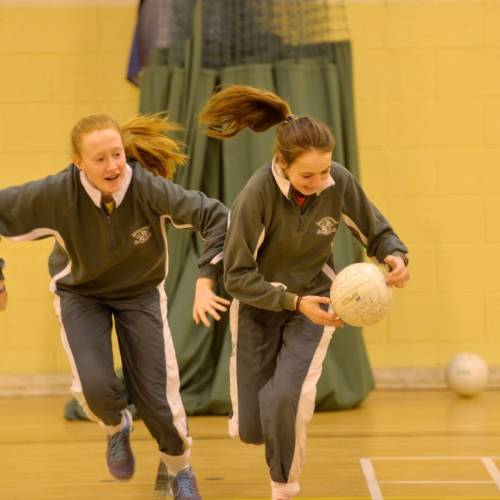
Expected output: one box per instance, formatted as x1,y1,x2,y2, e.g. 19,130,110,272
330,262,393,327
445,353,489,397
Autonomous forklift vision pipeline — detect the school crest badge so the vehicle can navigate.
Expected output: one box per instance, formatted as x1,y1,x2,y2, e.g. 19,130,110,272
315,216,339,236
131,225,152,245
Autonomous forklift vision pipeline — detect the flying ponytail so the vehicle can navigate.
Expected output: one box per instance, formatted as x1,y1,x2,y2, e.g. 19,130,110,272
199,85,334,165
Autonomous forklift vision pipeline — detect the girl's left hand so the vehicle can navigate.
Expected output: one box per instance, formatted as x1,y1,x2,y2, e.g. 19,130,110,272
193,277,231,327
384,255,410,288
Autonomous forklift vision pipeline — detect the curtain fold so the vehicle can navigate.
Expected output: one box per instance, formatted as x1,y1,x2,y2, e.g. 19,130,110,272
136,1,373,414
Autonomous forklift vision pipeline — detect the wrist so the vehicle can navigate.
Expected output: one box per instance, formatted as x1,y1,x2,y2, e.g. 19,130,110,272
392,251,409,266
295,295,303,311
196,277,214,290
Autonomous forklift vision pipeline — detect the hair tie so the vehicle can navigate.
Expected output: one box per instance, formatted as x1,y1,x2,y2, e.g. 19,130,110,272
284,114,298,123
295,295,303,311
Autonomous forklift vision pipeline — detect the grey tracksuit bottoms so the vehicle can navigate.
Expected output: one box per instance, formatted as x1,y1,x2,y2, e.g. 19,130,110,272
54,286,191,459
229,299,335,485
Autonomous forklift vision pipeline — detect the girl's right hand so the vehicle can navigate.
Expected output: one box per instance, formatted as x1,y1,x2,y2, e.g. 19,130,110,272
297,295,344,327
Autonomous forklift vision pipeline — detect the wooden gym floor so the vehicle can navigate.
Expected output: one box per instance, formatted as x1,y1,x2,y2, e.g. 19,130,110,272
1,389,499,500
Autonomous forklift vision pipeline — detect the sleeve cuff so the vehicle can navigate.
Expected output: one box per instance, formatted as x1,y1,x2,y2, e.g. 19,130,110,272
199,262,222,283
280,291,297,311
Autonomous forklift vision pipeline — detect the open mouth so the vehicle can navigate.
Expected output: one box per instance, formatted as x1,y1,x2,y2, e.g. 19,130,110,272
105,174,120,181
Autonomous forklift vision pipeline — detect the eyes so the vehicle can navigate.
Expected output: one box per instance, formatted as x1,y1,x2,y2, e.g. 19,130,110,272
94,151,123,163
301,169,330,179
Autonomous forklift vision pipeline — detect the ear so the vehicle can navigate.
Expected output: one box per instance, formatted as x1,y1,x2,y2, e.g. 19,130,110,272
73,156,82,170
275,152,288,170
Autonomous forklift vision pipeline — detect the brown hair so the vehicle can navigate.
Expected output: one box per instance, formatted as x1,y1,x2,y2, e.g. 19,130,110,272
71,114,186,179
198,85,335,166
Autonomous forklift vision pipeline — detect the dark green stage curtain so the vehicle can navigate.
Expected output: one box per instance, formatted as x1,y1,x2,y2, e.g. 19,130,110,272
138,0,373,414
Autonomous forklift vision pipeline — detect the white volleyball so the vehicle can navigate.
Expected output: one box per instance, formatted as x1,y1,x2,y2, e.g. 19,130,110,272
330,262,393,327
445,353,489,397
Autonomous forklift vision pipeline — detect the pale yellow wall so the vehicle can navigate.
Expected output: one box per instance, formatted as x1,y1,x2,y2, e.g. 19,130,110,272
0,2,139,373
347,0,500,368
0,1,498,375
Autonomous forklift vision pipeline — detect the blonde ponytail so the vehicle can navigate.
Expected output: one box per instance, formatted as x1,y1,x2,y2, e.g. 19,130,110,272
121,114,186,179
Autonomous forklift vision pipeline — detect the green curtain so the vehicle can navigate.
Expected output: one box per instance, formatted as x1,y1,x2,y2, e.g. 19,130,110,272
139,2,373,414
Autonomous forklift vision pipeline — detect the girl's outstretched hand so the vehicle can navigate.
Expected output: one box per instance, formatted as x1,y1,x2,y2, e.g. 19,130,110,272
193,277,231,327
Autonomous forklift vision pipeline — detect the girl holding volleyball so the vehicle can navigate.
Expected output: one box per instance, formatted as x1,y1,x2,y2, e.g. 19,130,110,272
0,113,230,499
199,85,409,500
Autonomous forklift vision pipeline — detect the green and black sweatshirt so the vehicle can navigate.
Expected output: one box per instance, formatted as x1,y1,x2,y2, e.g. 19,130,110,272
0,161,228,298
224,160,408,312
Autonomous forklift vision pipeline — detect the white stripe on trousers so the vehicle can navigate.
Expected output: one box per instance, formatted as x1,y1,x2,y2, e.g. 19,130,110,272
228,298,241,438
156,283,192,470
53,294,101,423
288,317,336,484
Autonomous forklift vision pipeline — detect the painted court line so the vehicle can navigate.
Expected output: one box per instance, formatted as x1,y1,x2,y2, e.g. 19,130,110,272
368,456,500,460
360,458,383,500
360,456,500,500
482,457,500,491
379,480,492,484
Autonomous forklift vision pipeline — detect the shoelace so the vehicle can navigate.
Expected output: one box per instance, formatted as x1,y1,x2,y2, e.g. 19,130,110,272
174,471,197,496
109,427,129,462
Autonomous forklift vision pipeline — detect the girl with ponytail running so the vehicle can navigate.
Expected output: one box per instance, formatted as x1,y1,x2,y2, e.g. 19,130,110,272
199,85,409,500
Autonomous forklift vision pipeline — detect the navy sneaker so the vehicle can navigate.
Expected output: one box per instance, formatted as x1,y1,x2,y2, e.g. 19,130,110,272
169,466,201,500
106,410,135,480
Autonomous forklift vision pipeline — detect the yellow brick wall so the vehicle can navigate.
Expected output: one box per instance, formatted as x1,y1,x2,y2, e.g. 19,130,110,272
347,0,500,368
1,1,498,375
0,2,139,373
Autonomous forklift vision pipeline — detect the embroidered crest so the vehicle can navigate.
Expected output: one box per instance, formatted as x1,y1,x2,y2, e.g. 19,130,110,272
315,216,339,236
131,225,152,245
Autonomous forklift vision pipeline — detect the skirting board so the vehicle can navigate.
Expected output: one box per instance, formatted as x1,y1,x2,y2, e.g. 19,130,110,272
375,367,500,389
0,374,72,396
1,368,500,396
